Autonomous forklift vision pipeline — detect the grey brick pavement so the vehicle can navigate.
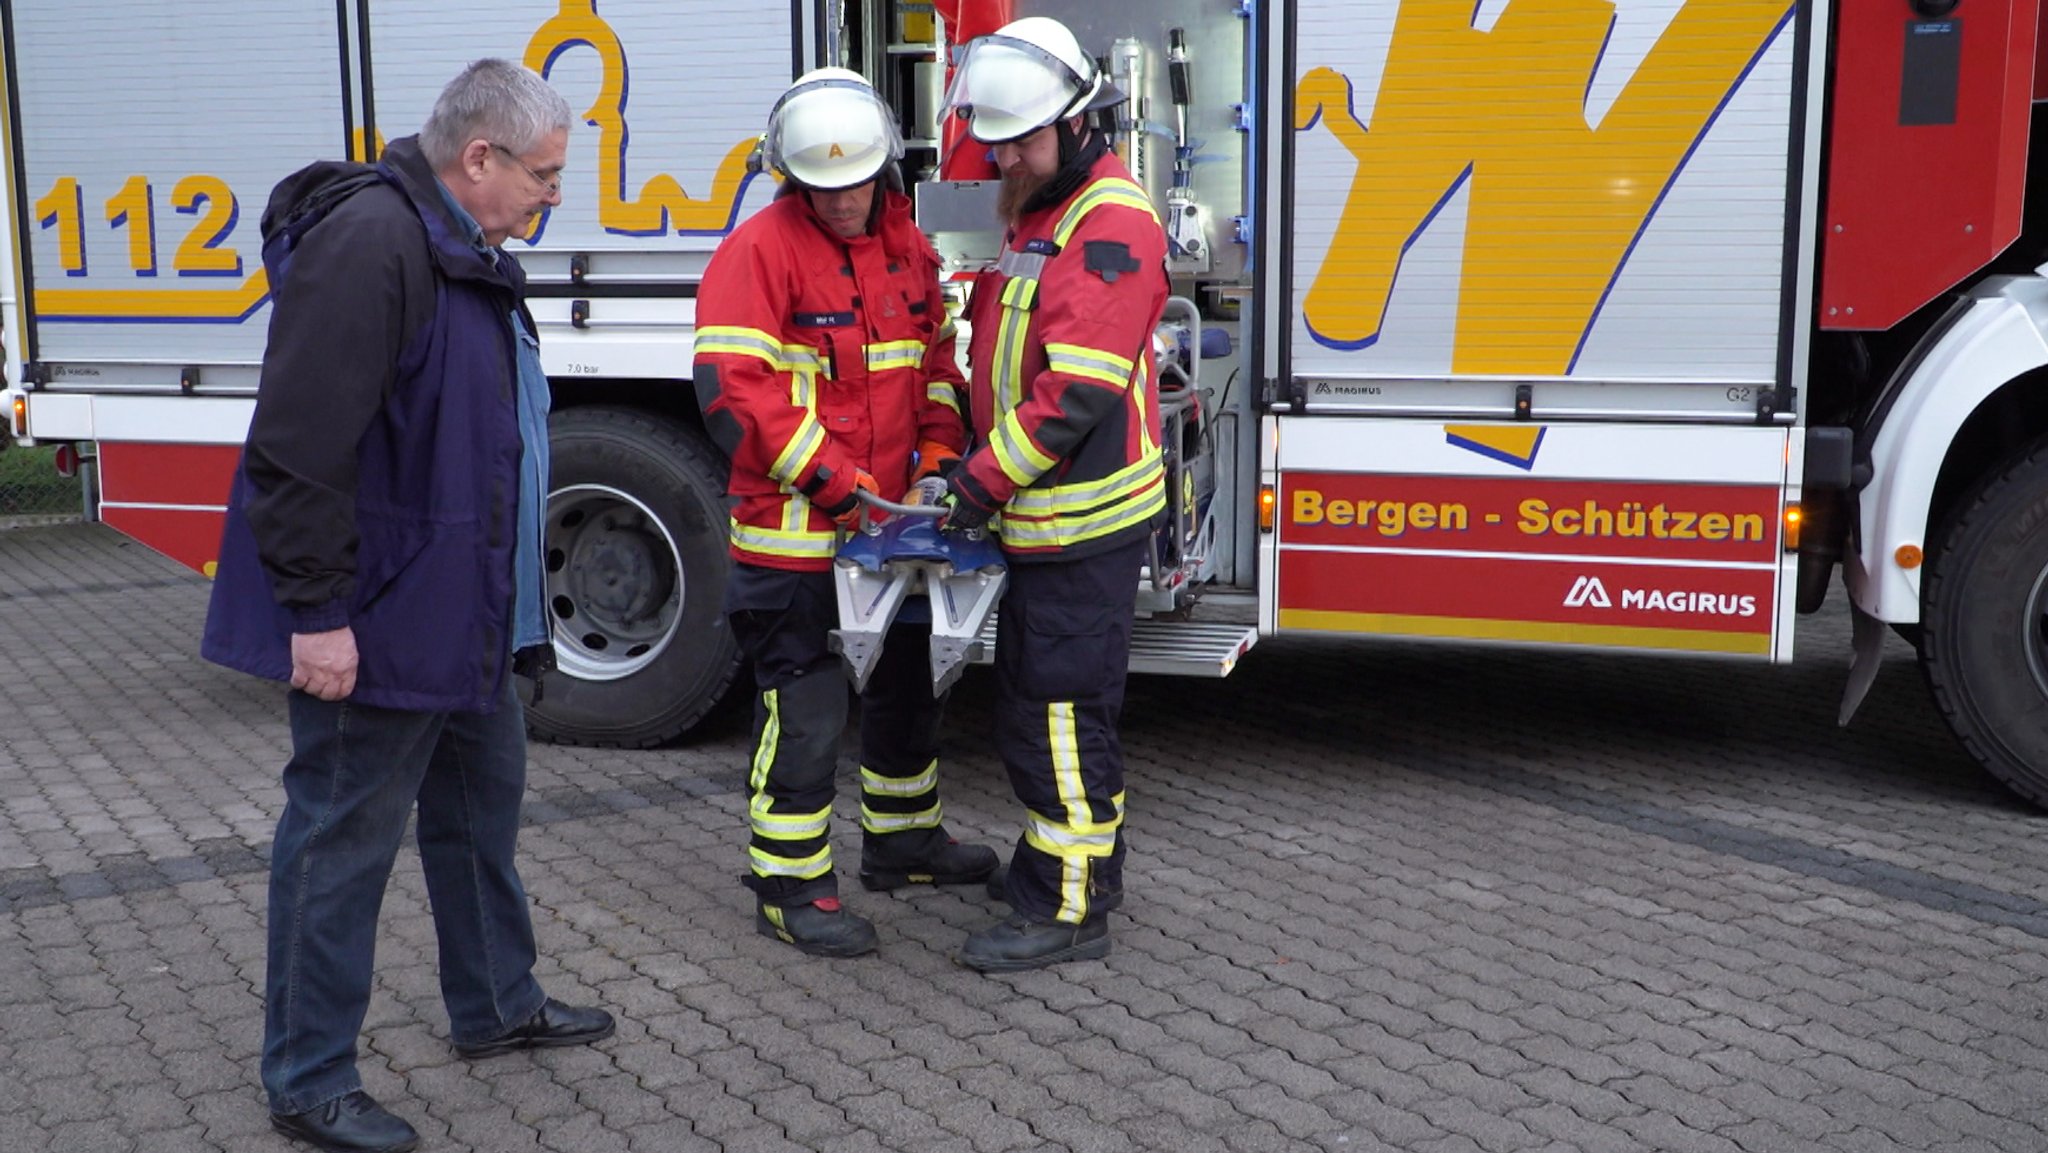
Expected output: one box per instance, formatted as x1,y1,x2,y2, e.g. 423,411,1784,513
2,522,2047,1151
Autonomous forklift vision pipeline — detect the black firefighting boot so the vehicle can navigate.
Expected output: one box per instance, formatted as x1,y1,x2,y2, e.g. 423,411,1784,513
858,832,1000,892
755,897,878,958
957,912,1110,972
984,862,1009,902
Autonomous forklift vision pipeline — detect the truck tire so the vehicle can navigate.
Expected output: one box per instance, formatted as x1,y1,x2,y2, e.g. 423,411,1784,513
525,406,740,747
1921,442,2048,808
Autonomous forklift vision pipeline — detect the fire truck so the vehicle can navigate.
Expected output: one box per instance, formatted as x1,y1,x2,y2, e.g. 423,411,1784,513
7,0,2048,806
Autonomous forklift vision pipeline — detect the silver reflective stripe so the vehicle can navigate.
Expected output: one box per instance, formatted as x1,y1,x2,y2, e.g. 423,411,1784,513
1024,813,1119,855
861,762,938,798
860,804,944,833
997,249,1048,281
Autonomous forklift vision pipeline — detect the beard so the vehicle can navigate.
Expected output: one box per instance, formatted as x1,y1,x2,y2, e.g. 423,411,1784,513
996,165,1051,224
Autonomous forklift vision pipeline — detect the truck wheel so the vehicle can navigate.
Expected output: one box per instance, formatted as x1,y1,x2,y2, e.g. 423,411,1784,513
526,406,740,747
1921,443,2048,808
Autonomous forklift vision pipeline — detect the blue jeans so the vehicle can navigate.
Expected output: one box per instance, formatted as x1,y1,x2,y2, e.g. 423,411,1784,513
262,677,546,1114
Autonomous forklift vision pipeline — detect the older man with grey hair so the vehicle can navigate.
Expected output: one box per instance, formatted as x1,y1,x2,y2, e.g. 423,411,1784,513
202,59,611,1153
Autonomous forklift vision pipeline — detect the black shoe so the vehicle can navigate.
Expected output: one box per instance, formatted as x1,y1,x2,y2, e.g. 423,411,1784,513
985,862,1009,902
757,897,878,957
859,838,1000,891
958,913,1110,972
455,998,616,1059
270,1091,418,1153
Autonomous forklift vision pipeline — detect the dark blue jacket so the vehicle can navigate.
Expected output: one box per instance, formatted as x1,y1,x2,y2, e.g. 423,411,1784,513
202,136,530,713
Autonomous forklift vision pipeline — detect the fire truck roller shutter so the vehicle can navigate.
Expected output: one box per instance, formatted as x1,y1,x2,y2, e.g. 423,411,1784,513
526,406,743,747
1921,443,2048,811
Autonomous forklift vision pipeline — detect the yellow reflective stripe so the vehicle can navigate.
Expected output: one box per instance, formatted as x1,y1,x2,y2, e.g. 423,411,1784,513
1000,480,1166,548
865,340,926,372
1045,342,1136,389
1023,814,1120,856
991,412,1058,487
695,325,783,367
1056,856,1089,923
780,343,825,374
778,496,810,532
1053,178,1159,247
861,761,938,798
730,517,837,559
1026,787,1126,923
993,298,1033,413
749,688,781,795
750,843,833,878
750,800,832,840
1031,700,1117,922
926,380,962,414
860,803,943,834
769,416,828,485
789,365,817,410
1134,358,1157,455
999,276,1039,310
1006,450,1162,515
1050,703,1086,828
695,328,833,381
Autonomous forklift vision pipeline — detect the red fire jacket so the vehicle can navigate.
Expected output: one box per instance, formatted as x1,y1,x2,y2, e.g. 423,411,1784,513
695,189,968,570
954,151,1170,560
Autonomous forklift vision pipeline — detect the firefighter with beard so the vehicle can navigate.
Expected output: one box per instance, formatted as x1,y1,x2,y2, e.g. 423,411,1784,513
939,17,1171,972
693,69,999,958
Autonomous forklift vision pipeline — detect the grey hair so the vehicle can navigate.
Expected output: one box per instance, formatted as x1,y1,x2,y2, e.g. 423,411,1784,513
419,59,572,169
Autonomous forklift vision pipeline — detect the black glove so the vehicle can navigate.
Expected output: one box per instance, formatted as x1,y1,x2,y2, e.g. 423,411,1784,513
942,473,996,532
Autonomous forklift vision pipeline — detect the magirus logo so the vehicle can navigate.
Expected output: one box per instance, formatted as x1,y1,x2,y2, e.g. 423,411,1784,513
1562,576,1611,608
1563,575,1757,617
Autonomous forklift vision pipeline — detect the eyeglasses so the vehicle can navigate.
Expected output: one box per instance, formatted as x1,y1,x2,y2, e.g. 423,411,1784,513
489,142,562,195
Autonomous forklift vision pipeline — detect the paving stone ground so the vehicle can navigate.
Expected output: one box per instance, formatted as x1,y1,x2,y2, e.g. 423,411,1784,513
2,521,2046,1152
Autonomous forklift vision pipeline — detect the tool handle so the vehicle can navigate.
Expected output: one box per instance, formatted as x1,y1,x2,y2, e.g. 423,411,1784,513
854,487,949,535
1168,28,1191,107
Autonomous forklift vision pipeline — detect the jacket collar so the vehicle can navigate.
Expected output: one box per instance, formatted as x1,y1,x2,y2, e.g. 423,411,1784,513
379,135,524,294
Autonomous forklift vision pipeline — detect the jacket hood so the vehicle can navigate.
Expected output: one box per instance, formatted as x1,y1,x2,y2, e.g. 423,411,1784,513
259,137,523,295
259,159,379,240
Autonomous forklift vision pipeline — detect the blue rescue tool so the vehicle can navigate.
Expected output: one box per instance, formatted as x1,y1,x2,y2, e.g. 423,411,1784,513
829,490,1006,695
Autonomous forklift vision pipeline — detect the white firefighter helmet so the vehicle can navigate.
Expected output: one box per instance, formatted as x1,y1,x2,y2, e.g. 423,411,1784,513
944,16,1125,145
763,67,904,190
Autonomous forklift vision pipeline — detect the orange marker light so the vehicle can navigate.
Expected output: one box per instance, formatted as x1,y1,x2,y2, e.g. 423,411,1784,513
1258,484,1276,533
10,394,23,437
1895,544,1924,570
1782,503,1802,551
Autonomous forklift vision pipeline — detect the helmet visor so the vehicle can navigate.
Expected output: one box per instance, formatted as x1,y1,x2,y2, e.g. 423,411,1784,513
763,76,904,190
944,34,1091,144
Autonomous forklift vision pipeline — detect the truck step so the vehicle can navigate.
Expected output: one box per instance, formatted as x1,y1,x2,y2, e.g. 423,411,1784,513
970,615,1257,678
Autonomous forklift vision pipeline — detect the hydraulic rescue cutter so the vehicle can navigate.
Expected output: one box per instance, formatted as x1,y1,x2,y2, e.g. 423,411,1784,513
829,491,1005,696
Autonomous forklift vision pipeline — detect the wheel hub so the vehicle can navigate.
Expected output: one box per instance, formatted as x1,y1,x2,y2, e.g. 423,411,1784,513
545,484,685,682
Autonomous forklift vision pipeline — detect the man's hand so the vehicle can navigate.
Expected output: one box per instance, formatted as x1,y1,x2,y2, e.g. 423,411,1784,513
941,474,996,533
909,476,949,506
823,469,880,528
291,626,359,701
912,439,961,484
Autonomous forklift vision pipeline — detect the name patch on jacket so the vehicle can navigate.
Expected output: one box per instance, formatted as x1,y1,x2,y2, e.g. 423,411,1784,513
793,311,856,328
1021,238,1060,256
1083,240,1142,284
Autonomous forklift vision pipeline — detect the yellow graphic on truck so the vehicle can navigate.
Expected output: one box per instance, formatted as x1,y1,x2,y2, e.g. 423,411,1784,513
524,0,758,237
1294,0,1793,374
33,0,761,324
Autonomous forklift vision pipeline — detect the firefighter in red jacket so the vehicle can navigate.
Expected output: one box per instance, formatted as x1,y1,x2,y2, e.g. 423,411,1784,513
941,18,1171,971
693,69,998,958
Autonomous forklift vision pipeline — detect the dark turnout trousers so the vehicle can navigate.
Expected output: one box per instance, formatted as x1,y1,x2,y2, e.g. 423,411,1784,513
726,565,954,907
989,540,1144,925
